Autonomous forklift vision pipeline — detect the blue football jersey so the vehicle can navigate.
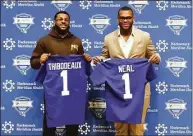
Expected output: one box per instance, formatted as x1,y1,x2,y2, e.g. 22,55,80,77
90,58,157,124
36,55,89,127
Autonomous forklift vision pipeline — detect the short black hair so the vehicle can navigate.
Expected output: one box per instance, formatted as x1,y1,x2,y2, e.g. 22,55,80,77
118,6,134,17
54,11,70,20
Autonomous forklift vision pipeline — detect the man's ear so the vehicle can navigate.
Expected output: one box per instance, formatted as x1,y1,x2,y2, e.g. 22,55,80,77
133,16,135,22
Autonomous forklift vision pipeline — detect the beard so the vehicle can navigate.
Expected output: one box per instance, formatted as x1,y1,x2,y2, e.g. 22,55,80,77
55,24,70,35
119,23,133,35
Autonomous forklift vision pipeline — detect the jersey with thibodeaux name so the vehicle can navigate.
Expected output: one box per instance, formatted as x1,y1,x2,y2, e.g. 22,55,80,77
90,58,157,123
36,55,89,127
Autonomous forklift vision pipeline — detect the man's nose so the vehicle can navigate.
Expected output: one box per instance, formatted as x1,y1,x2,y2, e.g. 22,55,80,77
123,20,128,23
61,20,65,23
61,20,67,24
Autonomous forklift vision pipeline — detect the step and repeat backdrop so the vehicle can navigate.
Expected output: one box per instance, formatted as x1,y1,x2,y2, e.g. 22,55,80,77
1,1,192,136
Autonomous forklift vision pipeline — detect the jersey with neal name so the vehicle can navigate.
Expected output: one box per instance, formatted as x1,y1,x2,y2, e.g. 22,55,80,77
36,55,89,127
90,58,157,124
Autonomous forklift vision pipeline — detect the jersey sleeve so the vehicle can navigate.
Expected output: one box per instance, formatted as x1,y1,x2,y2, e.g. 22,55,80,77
35,63,47,84
89,63,106,86
146,63,157,82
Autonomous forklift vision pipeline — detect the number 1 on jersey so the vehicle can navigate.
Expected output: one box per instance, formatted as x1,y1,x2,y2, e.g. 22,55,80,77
122,73,133,99
61,70,70,96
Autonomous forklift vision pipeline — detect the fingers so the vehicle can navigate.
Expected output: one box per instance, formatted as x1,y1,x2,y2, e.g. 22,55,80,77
93,57,99,64
40,53,51,64
148,54,160,64
93,56,103,64
149,55,156,62
83,53,92,62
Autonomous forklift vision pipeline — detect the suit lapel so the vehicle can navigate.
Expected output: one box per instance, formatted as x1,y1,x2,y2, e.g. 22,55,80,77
128,28,138,58
114,29,125,58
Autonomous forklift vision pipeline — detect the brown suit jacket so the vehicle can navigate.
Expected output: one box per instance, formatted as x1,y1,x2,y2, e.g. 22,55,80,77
100,27,158,96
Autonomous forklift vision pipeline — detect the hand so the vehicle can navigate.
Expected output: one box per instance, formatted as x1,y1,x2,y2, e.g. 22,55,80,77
40,53,51,64
148,54,160,64
93,56,105,64
83,53,92,62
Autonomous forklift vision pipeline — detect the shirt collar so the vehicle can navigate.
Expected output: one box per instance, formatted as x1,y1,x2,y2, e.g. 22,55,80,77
118,27,134,37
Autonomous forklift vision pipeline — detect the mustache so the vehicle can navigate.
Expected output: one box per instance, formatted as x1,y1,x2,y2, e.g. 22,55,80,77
119,23,132,29
60,22,67,25
54,24,70,34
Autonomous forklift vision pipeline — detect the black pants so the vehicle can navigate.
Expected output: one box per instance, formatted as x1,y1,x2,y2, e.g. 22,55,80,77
43,115,79,136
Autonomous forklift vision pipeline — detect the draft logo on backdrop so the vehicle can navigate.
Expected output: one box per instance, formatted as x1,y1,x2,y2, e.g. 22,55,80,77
13,13,34,33
55,126,66,136
13,55,31,75
165,56,187,77
166,15,187,35
89,14,110,34
128,0,149,14
165,98,187,119
12,96,33,117
51,0,72,10
89,97,106,119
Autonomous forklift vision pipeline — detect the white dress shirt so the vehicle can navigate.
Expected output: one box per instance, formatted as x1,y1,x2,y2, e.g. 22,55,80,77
118,30,134,58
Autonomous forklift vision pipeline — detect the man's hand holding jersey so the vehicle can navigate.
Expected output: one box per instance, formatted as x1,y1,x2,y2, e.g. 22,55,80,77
40,53,51,64
83,53,92,62
93,56,106,64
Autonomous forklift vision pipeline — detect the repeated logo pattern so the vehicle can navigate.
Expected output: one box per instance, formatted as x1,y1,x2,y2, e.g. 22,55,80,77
82,39,92,51
41,18,54,30
155,124,168,136
2,121,14,134
2,80,15,92
156,40,169,52
3,38,16,50
156,81,168,94
78,122,91,135
156,1,169,11
1,1,191,136
79,0,92,10
3,0,16,9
